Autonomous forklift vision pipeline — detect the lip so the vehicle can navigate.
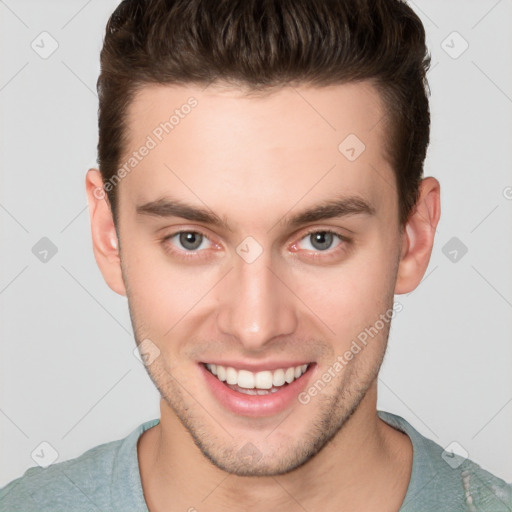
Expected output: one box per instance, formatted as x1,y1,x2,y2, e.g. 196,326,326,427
202,360,311,372
199,362,316,417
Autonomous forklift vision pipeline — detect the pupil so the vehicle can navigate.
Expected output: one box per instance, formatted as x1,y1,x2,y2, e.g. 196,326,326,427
180,232,202,250
311,232,333,251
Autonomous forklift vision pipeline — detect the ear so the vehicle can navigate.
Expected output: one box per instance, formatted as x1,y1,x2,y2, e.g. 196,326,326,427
85,168,126,296
394,177,441,294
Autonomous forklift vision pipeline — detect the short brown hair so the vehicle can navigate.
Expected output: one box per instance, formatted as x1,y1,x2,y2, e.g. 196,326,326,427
97,0,431,227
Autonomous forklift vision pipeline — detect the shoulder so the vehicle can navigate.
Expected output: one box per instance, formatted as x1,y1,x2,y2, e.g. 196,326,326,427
0,438,123,512
460,461,512,512
0,419,159,512
378,410,512,511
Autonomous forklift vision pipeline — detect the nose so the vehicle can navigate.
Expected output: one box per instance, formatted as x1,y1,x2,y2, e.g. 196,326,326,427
216,249,298,351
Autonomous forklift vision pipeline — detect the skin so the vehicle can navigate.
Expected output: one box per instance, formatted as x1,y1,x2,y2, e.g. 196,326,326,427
85,81,440,512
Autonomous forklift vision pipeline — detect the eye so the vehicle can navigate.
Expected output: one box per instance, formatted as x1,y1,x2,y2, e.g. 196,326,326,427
167,231,212,251
295,230,344,252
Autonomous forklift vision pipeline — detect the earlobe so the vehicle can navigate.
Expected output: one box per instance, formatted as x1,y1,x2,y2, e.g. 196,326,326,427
85,168,127,296
394,177,441,295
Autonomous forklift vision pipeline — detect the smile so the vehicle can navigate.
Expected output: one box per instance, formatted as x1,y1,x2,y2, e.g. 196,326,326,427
203,362,311,395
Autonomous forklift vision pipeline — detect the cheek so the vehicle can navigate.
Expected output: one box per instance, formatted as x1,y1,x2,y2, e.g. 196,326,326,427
290,235,398,339
120,239,221,334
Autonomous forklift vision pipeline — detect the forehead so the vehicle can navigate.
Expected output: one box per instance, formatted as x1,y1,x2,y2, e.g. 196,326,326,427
119,81,396,227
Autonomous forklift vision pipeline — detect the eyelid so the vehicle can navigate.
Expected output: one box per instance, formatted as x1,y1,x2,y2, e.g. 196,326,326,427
161,226,351,258
160,228,220,259
169,230,212,250
299,226,349,240
290,227,349,252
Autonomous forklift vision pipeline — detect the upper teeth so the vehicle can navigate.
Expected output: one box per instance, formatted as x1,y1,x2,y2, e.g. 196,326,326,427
206,363,309,389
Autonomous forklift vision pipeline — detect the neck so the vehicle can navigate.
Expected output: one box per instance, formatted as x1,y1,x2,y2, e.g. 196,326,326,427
138,383,412,512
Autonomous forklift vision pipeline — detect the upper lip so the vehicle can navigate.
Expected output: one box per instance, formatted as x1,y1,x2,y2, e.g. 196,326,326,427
201,361,313,372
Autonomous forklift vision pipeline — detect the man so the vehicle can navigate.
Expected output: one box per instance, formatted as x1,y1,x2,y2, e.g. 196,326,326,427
1,0,510,511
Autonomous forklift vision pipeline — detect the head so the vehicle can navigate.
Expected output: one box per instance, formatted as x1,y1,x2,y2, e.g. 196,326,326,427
86,0,440,476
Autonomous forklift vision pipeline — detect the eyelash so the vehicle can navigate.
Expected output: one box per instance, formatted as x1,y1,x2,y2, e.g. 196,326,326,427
294,228,350,259
161,228,351,261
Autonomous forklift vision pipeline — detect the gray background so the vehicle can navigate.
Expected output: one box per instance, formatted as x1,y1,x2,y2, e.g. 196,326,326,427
1,0,511,487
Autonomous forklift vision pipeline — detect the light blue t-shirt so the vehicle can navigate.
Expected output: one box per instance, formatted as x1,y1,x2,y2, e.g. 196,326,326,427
1,411,511,511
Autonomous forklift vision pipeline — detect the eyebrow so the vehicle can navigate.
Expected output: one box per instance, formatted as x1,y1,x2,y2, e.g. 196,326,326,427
136,198,232,230
136,195,376,231
281,195,376,229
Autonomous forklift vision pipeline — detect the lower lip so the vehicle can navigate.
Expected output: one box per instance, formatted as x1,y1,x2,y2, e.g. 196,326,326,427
199,363,315,417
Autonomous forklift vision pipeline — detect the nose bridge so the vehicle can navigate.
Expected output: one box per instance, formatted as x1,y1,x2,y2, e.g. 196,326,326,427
216,248,297,349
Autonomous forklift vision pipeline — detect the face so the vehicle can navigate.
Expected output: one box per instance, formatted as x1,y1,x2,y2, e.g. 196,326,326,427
110,82,404,476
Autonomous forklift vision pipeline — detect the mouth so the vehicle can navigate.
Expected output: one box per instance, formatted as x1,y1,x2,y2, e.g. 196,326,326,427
203,362,310,395
199,361,315,417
